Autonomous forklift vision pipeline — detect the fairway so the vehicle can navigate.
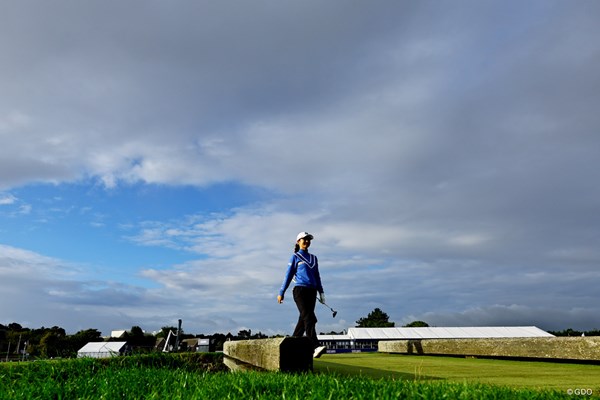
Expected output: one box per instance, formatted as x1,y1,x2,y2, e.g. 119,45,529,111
314,353,600,393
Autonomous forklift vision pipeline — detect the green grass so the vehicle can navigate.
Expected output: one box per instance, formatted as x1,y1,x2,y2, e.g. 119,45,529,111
315,353,600,392
0,352,593,399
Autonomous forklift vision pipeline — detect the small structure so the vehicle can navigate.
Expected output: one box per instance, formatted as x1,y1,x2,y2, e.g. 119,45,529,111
154,337,166,351
77,342,128,358
181,338,199,351
197,338,212,352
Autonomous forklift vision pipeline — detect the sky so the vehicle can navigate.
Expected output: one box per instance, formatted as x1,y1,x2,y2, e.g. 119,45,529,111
1,0,600,337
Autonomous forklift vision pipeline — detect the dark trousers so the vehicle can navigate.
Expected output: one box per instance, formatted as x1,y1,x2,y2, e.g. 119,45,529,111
292,286,319,349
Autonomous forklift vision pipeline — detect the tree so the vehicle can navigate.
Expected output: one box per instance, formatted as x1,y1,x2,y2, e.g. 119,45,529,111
39,331,61,358
123,326,155,351
403,321,429,327
73,328,103,342
211,333,229,351
251,331,268,339
355,308,395,327
237,329,251,339
157,326,179,338
63,329,103,357
8,323,23,331
0,328,6,353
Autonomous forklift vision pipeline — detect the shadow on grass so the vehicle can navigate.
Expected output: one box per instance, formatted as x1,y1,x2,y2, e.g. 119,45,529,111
313,359,443,381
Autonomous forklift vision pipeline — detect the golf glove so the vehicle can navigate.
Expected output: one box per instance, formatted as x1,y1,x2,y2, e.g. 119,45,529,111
319,293,325,304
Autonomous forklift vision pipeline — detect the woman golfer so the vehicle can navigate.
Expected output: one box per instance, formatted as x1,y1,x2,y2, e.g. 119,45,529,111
278,231,327,358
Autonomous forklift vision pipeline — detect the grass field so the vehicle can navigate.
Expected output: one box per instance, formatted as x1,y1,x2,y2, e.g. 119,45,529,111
315,353,600,393
1,352,597,399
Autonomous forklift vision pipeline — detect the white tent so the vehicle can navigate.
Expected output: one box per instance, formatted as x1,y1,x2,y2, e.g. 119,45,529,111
77,341,128,358
344,326,554,340
317,326,554,353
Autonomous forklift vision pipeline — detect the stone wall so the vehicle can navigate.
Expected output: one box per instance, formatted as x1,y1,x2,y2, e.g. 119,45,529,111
378,337,600,362
223,337,313,372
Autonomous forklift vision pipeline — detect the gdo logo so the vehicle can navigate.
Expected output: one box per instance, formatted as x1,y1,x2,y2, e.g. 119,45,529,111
567,388,593,396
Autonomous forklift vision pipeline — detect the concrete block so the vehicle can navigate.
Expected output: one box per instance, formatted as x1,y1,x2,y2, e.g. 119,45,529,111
223,337,313,372
378,337,600,362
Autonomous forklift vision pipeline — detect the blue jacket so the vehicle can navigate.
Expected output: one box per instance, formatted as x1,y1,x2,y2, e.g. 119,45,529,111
279,249,323,297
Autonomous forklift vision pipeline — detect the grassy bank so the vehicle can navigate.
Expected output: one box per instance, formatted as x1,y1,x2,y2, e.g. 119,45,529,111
0,353,587,399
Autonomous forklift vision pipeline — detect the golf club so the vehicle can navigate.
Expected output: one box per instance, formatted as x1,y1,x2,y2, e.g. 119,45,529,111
317,297,338,318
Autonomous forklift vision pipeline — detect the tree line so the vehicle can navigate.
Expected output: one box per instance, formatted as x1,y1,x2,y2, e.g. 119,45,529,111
1,308,398,360
0,322,270,361
354,307,429,328
5,308,595,360
0,323,103,360
548,328,600,337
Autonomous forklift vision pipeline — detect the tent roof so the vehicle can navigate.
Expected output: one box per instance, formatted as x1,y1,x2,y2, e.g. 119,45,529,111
318,326,554,341
318,334,351,341
78,341,127,353
345,326,554,340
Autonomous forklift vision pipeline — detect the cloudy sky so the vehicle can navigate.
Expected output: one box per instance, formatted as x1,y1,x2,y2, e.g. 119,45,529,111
1,1,599,337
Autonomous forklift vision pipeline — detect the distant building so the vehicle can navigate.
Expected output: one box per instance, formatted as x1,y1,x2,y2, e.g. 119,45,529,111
197,338,212,352
318,326,554,353
77,342,129,358
180,338,214,352
110,330,127,339
155,337,167,351
181,338,200,351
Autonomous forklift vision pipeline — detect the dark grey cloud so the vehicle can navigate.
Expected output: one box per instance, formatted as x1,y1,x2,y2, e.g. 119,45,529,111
1,1,405,132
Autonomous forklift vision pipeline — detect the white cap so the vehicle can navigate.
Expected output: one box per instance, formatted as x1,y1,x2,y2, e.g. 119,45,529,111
296,231,314,241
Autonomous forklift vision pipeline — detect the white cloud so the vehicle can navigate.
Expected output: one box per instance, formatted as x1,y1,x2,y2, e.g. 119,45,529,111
0,194,17,205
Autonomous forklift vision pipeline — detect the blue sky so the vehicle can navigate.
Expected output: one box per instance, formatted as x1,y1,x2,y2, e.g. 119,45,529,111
1,0,600,337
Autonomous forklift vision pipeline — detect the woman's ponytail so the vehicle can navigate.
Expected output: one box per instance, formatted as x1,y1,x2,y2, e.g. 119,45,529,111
294,243,300,253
